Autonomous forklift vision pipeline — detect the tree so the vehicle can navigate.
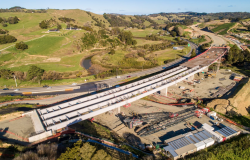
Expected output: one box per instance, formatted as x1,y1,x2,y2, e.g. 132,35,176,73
118,31,136,45
39,20,47,29
15,41,28,50
42,71,61,81
170,31,177,37
174,26,184,37
27,65,44,84
191,49,196,58
109,49,115,55
57,24,62,30
248,26,250,31
88,64,105,75
0,35,17,44
14,71,24,81
1,22,7,27
81,32,98,49
0,69,13,79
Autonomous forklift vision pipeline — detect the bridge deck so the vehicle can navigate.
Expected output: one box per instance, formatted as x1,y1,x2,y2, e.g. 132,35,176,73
181,48,228,68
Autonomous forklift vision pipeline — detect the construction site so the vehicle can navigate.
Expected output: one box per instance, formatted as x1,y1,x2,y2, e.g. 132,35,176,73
0,47,247,159
90,68,244,146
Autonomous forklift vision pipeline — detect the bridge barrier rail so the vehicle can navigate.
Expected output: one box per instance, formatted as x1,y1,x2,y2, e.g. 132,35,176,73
45,66,208,131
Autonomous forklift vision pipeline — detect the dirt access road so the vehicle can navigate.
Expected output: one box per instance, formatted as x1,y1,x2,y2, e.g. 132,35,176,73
190,24,226,46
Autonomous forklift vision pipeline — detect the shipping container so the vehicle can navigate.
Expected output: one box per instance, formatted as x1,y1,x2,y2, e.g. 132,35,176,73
202,123,214,131
207,111,217,117
210,116,215,120
203,138,215,147
195,141,206,151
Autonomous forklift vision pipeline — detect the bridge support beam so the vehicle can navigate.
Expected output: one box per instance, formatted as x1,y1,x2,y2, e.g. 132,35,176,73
216,58,221,72
160,87,168,96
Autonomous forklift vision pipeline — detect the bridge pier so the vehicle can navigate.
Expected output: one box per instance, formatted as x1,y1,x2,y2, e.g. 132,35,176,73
202,66,208,72
160,87,168,96
187,74,194,81
117,106,120,114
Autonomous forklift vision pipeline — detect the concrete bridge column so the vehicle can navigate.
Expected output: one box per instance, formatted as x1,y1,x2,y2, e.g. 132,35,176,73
202,66,208,72
160,87,168,96
117,106,120,114
187,74,194,81
216,58,221,72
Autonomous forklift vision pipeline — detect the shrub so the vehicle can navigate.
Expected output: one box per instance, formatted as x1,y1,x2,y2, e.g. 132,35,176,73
15,41,28,50
0,35,17,44
109,49,115,55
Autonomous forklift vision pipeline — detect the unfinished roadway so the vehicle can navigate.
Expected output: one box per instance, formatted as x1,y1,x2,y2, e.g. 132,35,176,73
34,47,228,132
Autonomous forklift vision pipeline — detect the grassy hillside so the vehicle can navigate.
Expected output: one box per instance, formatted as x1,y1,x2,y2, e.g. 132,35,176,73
211,23,236,35
0,9,108,73
0,9,189,87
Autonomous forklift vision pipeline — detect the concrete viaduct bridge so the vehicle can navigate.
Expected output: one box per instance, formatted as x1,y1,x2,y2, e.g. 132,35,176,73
34,47,228,133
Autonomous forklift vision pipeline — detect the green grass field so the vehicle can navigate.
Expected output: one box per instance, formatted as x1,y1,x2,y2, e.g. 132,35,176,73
211,23,236,35
130,28,161,37
7,36,65,55
135,38,163,46
190,37,206,44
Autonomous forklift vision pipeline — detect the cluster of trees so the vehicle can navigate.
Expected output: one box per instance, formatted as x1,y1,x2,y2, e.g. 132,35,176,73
0,6,46,13
39,18,59,29
0,66,87,83
58,17,75,23
145,34,163,41
14,144,58,160
199,43,210,52
0,16,19,27
190,49,197,58
226,44,250,64
209,12,250,20
103,13,133,27
39,20,47,29
25,9,47,13
58,141,136,160
118,31,137,45
0,35,17,44
136,42,170,52
15,41,28,50
110,27,121,35
67,23,93,31
174,40,188,45
169,26,184,37
0,29,8,34
186,134,250,160
81,32,99,49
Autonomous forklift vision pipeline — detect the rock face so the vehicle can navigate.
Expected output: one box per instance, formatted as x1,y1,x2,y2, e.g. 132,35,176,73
206,78,250,116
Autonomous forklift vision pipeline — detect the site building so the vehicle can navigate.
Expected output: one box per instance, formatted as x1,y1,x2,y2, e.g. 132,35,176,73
164,123,240,160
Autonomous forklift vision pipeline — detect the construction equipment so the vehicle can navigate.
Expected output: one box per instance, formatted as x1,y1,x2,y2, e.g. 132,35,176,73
124,106,202,137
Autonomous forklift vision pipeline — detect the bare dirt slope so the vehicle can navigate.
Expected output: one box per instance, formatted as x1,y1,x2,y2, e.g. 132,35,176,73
207,78,250,116
229,78,250,115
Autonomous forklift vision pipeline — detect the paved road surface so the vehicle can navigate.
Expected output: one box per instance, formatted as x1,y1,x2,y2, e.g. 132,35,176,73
190,24,226,46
